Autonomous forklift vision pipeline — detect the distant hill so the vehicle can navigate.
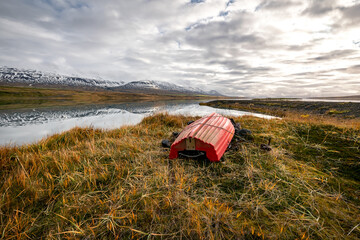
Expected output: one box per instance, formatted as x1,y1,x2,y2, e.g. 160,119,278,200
0,66,223,96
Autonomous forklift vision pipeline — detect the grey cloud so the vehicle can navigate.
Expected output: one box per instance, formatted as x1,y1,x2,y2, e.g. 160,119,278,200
286,44,313,51
338,64,360,74
302,0,337,16
335,3,360,30
213,79,243,85
214,79,259,85
339,4,360,20
308,49,357,62
207,59,248,69
184,21,270,52
190,0,205,4
255,0,301,11
0,0,359,97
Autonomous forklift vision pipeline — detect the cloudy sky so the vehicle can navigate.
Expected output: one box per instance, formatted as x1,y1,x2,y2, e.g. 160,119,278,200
0,0,359,97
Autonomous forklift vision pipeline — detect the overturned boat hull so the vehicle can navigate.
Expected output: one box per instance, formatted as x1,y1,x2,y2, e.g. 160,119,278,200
169,112,235,162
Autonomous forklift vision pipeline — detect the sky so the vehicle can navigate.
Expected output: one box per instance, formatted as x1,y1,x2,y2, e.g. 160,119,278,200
0,0,359,97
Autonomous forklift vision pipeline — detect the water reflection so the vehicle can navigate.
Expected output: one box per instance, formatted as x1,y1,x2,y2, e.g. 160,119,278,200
0,100,276,146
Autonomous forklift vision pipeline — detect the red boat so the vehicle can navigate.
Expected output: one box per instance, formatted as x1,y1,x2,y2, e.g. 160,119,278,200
169,113,235,162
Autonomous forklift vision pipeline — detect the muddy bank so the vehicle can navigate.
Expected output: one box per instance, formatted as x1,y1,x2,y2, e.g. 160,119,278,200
203,100,360,118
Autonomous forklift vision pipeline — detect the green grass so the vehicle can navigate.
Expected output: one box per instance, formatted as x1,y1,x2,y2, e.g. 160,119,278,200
327,109,350,115
0,114,359,239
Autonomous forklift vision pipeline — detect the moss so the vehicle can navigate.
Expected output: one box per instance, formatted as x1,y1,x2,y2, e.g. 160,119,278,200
327,109,350,114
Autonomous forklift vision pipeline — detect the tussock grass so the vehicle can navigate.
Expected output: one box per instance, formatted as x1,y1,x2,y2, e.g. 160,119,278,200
0,113,359,239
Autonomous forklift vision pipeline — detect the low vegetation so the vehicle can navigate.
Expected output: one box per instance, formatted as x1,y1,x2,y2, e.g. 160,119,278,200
0,86,215,110
327,109,350,115
202,100,360,120
0,112,359,239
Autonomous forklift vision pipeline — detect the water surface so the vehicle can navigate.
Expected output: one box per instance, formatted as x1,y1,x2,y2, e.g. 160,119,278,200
0,100,276,146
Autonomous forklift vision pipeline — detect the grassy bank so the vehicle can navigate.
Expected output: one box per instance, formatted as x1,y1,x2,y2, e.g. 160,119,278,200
201,100,360,120
0,86,214,110
0,113,359,239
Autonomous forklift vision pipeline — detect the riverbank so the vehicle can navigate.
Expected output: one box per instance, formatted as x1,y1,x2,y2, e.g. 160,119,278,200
0,86,220,110
0,113,359,239
202,99,360,119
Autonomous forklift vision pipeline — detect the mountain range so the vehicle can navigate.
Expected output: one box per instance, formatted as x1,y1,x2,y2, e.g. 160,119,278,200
0,67,222,96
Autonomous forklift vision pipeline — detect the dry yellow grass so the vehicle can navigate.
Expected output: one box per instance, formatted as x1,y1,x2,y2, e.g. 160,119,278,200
0,113,359,239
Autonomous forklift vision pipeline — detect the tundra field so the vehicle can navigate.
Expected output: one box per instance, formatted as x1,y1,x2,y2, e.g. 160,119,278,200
0,86,217,110
0,109,359,239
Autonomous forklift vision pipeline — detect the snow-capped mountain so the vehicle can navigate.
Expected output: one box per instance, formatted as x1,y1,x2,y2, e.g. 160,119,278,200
120,80,188,91
0,66,125,89
0,67,223,96
117,80,222,96
187,87,222,96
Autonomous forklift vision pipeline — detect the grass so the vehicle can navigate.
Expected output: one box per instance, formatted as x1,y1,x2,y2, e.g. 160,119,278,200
0,86,217,110
0,113,359,239
201,100,360,127
327,109,349,115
